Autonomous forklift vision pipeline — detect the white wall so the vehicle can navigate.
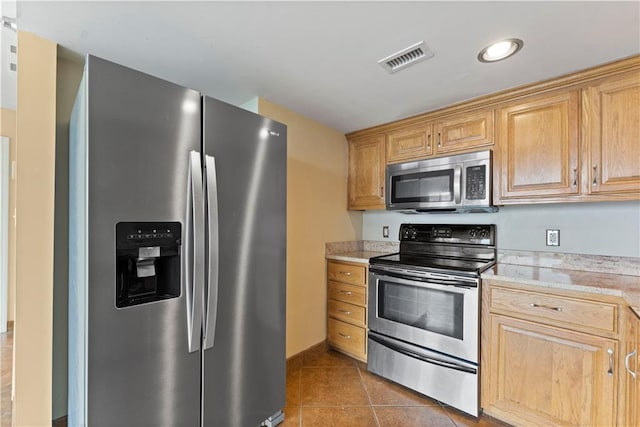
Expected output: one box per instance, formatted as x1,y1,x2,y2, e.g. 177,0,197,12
363,201,640,257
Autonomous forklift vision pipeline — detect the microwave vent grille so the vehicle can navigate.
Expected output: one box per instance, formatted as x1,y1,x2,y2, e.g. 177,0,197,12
378,41,434,74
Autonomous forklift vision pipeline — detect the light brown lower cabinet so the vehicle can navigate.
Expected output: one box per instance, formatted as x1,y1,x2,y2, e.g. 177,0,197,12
481,280,631,426
326,260,368,362
485,314,617,426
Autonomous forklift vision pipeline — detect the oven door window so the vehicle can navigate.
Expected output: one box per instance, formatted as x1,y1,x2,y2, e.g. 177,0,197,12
390,169,454,204
378,279,463,340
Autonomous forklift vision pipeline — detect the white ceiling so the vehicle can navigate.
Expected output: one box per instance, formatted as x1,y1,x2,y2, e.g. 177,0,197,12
12,1,640,133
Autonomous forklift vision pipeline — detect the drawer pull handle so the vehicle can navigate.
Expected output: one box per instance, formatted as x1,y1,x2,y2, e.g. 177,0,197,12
572,168,577,187
530,303,563,312
592,165,598,186
338,333,352,340
339,291,353,295
625,349,637,380
339,271,352,276
607,348,614,376
339,310,352,315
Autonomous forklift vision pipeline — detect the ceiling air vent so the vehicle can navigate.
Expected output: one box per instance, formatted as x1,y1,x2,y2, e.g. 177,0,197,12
378,41,434,74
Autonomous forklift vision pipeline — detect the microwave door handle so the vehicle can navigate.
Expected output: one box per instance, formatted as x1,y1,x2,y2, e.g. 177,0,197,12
454,165,462,205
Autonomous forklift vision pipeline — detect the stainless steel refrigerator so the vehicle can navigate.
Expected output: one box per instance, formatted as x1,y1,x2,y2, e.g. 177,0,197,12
68,55,287,427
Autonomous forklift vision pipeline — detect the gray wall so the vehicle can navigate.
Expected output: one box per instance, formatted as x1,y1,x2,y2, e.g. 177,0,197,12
363,201,640,257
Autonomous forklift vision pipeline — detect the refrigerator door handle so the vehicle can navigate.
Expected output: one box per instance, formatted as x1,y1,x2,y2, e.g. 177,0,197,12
204,154,219,350
204,156,219,350
185,150,205,353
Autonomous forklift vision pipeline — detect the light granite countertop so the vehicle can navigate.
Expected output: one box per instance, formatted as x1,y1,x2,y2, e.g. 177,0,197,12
325,242,640,316
325,240,398,264
482,263,640,316
325,250,391,264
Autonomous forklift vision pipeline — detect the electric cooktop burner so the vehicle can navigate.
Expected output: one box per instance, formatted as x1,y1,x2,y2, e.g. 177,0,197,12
370,253,495,276
369,223,497,277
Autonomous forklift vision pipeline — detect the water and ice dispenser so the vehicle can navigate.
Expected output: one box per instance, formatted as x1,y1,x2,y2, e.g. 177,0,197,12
115,222,181,308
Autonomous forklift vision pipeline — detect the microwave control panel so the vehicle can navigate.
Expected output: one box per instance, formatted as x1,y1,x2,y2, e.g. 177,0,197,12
465,165,486,200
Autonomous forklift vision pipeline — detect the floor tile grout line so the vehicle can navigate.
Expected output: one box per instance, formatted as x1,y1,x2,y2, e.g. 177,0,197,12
297,366,302,427
355,362,381,427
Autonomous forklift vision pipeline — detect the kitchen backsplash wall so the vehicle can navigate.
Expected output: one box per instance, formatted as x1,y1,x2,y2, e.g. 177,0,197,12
363,201,640,257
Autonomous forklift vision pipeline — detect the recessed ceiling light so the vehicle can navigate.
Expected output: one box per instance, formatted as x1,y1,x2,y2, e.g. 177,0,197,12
478,38,523,63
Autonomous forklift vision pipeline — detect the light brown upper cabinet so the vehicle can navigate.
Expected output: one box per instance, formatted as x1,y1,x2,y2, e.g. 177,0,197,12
497,91,580,201
583,71,640,198
386,122,433,164
434,109,494,154
346,56,640,209
348,135,386,210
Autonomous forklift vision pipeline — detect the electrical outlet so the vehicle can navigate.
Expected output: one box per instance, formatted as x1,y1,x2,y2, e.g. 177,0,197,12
546,229,560,246
382,226,389,238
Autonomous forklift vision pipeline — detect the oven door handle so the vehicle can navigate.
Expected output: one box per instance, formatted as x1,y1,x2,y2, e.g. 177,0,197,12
370,269,477,289
369,333,477,374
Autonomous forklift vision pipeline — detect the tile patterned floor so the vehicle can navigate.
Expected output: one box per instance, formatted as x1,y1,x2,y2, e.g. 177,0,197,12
1,327,12,427
283,345,509,427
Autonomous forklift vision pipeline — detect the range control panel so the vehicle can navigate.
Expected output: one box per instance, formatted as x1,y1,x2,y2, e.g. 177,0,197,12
399,223,495,245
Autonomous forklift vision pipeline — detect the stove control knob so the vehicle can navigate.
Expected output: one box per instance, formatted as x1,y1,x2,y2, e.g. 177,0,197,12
401,228,414,240
480,229,489,238
469,229,478,238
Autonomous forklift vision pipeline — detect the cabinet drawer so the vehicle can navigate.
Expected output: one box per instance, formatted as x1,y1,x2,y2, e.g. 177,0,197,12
490,287,617,334
328,299,366,327
328,281,366,306
327,261,366,286
327,318,366,360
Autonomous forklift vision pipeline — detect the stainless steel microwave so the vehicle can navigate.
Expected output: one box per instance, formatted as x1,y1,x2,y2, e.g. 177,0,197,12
386,150,496,213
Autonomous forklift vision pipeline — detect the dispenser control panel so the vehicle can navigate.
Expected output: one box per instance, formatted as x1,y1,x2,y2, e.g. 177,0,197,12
118,223,181,246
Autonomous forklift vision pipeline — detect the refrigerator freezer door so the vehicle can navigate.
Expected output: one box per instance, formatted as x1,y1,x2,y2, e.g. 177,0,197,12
80,55,202,426
202,97,287,427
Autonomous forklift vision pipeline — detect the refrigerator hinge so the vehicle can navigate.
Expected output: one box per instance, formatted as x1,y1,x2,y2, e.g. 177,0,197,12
260,409,284,427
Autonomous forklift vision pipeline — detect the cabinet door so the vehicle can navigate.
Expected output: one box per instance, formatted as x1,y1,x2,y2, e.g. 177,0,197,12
386,122,433,163
434,109,494,154
584,72,640,197
498,91,580,200
485,315,617,427
348,135,386,210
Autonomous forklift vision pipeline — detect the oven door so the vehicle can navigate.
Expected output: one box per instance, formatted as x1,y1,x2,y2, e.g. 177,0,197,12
368,268,479,363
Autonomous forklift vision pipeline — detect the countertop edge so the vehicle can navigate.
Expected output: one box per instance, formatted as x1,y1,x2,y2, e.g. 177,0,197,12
482,264,640,310
326,250,391,264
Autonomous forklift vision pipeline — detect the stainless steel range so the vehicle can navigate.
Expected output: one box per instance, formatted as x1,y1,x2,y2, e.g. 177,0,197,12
367,223,496,417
